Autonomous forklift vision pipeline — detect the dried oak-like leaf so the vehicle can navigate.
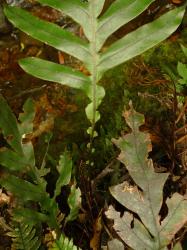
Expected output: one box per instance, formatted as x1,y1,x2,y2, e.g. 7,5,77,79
107,105,187,250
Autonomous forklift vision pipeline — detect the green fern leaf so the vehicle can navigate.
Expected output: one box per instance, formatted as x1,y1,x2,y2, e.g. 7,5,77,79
7,221,40,250
66,184,81,223
0,95,23,154
0,96,35,171
0,175,47,202
4,1,185,136
97,0,155,50
37,0,105,42
19,57,91,93
54,152,73,198
13,208,49,226
51,234,81,250
98,6,185,73
4,6,91,66
18,98,35,136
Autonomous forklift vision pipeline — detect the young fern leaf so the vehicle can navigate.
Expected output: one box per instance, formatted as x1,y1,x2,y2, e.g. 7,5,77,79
53,153,81,223
106,105,187,250
0,96,35,171
54,152,73,198
0,98,82,241
0,95,23,154
4,1,185,137
7,220,40,250
66,183,81,223
51,234,82,250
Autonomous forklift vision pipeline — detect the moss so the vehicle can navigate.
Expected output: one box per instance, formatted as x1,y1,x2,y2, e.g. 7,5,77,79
143,39,186,74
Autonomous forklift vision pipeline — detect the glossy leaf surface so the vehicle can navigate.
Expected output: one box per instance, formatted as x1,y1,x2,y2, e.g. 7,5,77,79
37,0,91,41
19,57,91,92
4,1,185,136
4,6,91,65
97,0,155,50
99,6,185,73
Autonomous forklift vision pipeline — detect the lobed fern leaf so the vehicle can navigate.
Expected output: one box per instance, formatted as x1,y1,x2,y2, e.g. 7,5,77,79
51,234,82,250
0,97,61,233
0,96,35,171
65,183,81,223
106,104,187,250
7,220,40,250
54,152,73,198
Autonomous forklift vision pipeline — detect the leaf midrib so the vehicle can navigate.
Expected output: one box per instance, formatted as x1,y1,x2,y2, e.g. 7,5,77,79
131,114,161,247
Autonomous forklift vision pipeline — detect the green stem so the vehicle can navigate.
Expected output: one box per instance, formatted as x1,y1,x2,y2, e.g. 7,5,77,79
90,0,98,141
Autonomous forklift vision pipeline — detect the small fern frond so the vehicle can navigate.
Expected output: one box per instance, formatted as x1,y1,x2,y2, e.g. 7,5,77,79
51,234,82,250
7,221,41,250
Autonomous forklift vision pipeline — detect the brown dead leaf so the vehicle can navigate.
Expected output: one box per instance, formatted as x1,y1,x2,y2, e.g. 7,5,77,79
0,189,10,206
90,211,103,250
58,51,65,64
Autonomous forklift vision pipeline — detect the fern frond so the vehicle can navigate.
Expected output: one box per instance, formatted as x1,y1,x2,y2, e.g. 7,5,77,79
7,221,41,250
4,1,185,138
107,105,187,249
51,234,82,250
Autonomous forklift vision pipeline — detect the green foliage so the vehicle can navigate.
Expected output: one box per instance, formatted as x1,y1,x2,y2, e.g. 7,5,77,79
7,220,40,250
177,45,187,94
1,175,48,203
181,43,187,57
0,95,22,154
66,184,81,223
0,96,35,171
4,1,185,137
54,152,73,198
106,104,187,250
51,234,82,250
178,61,187,84
0,96,82,248
1,0,187,248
